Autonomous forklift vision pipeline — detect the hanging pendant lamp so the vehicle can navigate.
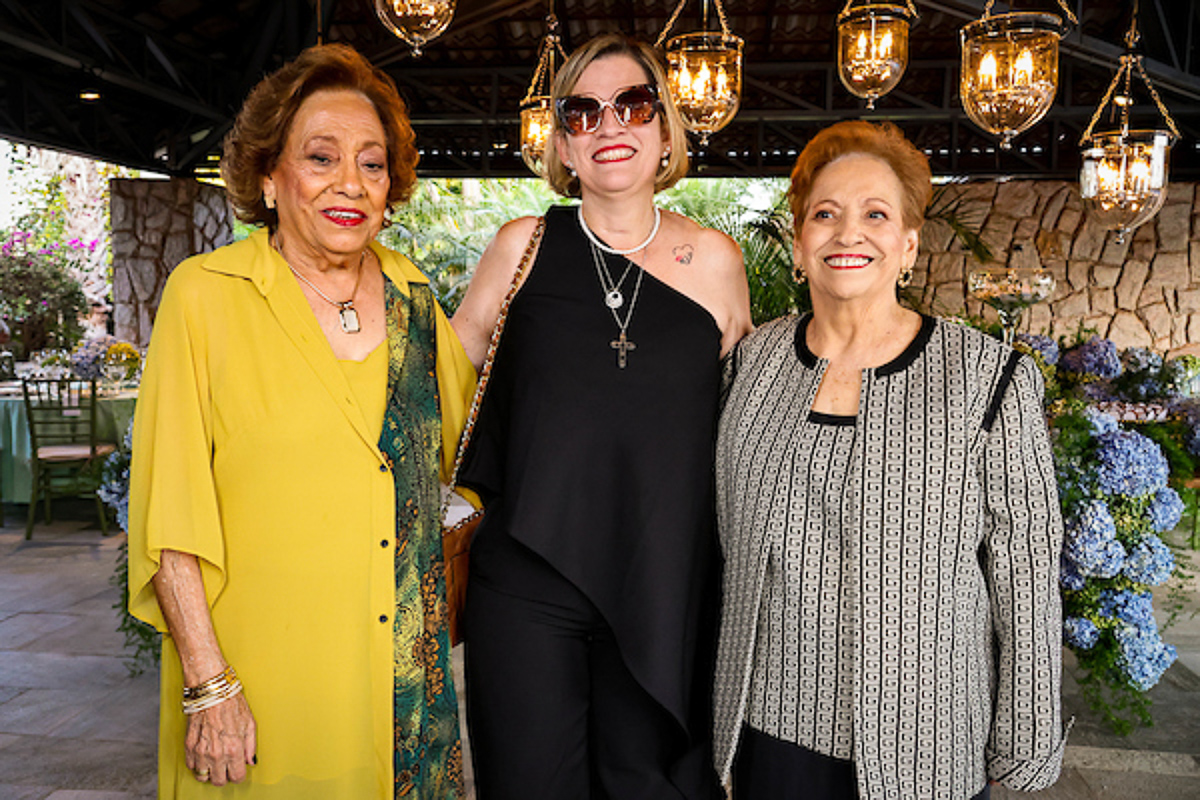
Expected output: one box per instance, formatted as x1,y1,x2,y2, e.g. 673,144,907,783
836,0,918,109
960,0,1076,150
374,0,455,57
656,0,743,147
1079,0,1180,244
520,7,566,176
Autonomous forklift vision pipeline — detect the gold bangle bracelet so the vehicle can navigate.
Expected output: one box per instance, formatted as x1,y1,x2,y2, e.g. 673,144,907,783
182,665,237,700
182,679,243,715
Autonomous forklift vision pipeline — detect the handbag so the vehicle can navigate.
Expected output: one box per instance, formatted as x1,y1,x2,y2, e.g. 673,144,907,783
441,216,546,645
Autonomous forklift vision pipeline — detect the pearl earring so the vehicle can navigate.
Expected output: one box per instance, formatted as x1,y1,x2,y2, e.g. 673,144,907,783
661,150,670,169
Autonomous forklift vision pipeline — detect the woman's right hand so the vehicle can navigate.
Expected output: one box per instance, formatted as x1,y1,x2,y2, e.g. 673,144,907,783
185,692,257,785
152,549,259,785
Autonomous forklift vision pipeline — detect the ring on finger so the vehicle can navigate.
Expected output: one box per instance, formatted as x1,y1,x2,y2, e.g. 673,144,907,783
195,768,211,781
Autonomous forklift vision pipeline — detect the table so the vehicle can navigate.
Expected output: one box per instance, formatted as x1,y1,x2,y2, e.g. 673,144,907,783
0,388,137,504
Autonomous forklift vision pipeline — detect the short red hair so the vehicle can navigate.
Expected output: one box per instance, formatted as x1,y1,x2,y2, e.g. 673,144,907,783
788,120,931,233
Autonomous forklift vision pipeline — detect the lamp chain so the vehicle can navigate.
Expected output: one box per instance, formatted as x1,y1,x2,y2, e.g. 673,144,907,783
655,0,731,47
1079,0,1179,143
838,0,917,23
1135,58,1182,139
521,7,565,105
981,0,1077,26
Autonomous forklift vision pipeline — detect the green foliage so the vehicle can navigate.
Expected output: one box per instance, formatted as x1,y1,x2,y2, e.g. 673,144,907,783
660,178,806,325
924,184,994,265
382,179,564,315
1134,421,1198,483
1073,640,1154,735
109,538,161,675
0,232,89,357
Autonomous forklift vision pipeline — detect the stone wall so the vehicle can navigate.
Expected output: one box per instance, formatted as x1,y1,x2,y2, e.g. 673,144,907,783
913,180,1200,356
110,178,232,347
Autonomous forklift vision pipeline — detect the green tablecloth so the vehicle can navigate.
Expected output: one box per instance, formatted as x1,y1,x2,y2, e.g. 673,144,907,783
0,390,137,504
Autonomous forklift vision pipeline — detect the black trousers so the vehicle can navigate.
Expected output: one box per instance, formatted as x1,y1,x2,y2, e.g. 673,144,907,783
733,725,992,800
464,530,709,800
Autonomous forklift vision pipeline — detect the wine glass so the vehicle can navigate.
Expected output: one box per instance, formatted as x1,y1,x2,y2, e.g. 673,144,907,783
103,361,126,392
967,266,1055,345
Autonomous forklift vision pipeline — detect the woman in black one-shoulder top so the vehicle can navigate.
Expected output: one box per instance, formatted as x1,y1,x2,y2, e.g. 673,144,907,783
451,33,752,800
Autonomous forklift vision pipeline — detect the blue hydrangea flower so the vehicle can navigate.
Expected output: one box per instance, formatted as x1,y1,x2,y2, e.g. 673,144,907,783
1094,429,1170,497
1069,535,1126,578
1122,535,1176,586
1065,501,1126,578
1016,333,1060,366
1059,558,1087,591
1114,623,1177,691
1082,406,1119,437
1147,487,1185,533
1064,616,1100,649
1069,499,1117,539
1060,336,1123,379
1100,589,1157,631
1083,381,1118,402
1122,347,1163,374
97,421,133,532
70,334,117,380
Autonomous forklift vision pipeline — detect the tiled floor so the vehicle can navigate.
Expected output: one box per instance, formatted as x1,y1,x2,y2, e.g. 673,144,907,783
0,517,156,800
2,510,1199,799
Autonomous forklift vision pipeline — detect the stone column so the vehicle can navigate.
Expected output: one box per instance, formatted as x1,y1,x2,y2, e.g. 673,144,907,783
110,178,232,347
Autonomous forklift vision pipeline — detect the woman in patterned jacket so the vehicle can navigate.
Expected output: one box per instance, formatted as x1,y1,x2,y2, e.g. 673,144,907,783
713,120,1068,799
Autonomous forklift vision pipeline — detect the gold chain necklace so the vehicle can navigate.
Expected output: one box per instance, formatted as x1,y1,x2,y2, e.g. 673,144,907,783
273,236,366,334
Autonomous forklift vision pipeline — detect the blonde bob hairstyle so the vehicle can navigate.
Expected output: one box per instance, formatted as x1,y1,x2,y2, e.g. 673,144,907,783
787,120,932,235
222,43,418,230
543,33,689,198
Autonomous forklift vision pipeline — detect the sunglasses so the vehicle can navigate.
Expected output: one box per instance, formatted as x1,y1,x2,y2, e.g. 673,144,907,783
555,84,661,136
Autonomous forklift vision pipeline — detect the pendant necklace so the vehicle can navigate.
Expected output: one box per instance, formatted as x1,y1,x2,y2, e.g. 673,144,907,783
586,237,646,369
274,236,366,334
578,204,660,310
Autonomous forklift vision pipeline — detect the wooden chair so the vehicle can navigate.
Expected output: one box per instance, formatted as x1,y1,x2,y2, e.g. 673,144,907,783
22,378,116,539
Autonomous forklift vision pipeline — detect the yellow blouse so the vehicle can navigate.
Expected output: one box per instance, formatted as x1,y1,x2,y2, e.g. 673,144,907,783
127,229,475,798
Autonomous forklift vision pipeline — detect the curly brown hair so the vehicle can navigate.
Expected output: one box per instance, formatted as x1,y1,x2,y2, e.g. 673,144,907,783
222,43,418,229
788,120,931,234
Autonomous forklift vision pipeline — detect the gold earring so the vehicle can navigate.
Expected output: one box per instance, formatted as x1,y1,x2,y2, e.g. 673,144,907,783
898,266,913,288
793,265,806,284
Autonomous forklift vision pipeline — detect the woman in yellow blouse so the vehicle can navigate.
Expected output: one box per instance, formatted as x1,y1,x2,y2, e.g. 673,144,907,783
126,44,474,798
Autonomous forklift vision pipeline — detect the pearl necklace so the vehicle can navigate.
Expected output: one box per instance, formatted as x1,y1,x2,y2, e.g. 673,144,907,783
577,205,661,256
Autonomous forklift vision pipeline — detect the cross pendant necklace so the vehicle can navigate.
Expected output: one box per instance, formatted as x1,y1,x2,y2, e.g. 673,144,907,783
611,331,637,369
585,235,646,369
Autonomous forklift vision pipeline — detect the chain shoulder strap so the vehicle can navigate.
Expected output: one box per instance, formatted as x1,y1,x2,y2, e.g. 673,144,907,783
441,216,546,521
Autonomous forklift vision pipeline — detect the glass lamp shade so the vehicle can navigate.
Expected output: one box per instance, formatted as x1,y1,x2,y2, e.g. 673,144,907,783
664,32,743,146
520,98,554,175
837,5,912,109
374,0,455,56
1080,129,1173,243
960,12,1062,149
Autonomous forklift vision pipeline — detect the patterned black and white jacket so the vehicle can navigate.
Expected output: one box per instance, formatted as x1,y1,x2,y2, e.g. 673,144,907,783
713,314,1068,799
